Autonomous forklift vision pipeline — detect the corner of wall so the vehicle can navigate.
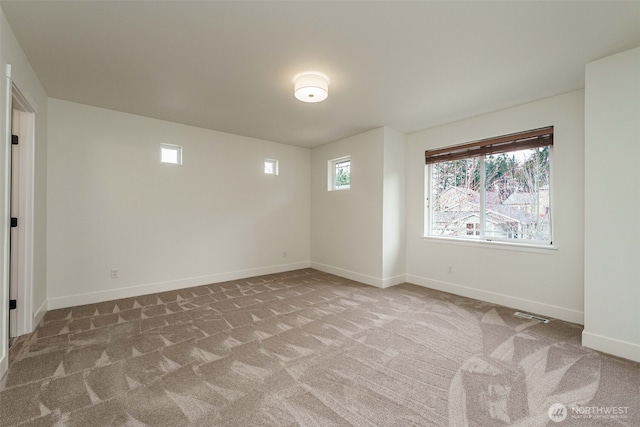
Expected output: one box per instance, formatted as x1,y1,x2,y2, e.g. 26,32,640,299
583,47,640,362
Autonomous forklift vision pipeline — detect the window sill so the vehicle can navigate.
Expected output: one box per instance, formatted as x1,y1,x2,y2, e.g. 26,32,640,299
421,236,557,254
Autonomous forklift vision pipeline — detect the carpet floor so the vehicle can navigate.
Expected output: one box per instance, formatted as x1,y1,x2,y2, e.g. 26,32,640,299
0,269,638,426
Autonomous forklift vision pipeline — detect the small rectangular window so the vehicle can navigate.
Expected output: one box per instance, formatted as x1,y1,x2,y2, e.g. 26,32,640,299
328,156,350,191
264,158,279,175
161,144,182,165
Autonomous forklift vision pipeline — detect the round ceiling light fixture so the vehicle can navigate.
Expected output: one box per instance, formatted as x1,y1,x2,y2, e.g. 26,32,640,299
294,72,329,103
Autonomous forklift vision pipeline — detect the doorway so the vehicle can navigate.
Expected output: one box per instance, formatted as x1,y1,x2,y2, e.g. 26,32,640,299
8,83,36,343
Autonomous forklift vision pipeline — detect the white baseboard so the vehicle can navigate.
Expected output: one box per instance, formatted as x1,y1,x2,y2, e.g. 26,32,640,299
382,274,406,288
33,298,47,328
47,261,311,310
310,262,404,289
582,330,640,363
406,274,584,325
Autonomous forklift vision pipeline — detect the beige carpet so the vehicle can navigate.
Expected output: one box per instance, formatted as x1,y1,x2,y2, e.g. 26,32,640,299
1,269,638,426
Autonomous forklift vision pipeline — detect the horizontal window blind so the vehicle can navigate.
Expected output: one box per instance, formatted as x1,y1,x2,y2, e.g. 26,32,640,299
425,126,553,165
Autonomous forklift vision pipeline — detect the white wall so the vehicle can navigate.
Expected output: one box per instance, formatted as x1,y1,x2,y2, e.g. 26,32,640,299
382,127,406,283
406,91,585,324
310,126,406,288
47,99,310,309
583,48,640,362
310,128,385,285
0,10,48,379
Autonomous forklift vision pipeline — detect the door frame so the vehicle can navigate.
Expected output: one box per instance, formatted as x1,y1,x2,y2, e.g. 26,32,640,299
1,65,11,379
10,82,36,337
1,65,36,380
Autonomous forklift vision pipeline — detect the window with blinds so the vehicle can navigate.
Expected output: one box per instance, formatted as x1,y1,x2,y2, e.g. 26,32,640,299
424,127,553,244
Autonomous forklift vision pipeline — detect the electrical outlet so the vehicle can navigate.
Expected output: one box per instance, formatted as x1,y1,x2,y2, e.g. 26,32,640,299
283,251,287,258
447,265,453,274
111,268,119,279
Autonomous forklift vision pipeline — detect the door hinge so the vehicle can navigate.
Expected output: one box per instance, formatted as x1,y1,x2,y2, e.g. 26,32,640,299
11,217,18,228
11,134,18,145
9,300,17,310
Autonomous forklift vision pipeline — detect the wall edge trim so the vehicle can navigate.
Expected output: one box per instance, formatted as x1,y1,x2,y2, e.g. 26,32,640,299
47,261,311,309
405,274,584,325
582,330,640,363
310,262,391,288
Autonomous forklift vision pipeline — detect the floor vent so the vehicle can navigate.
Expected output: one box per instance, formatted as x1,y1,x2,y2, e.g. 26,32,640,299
514,311,549,323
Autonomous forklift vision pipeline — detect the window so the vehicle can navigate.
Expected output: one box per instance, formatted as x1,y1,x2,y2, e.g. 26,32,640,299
466,223,480,236
264,158,279,175
160,144,182,165
328,156,351,191
425,127,553,245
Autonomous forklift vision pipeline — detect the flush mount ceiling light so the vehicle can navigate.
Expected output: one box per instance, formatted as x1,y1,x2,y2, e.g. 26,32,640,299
294,72,329,103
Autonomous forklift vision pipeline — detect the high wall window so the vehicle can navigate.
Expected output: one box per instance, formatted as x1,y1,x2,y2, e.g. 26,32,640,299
160,144,182,165
264,158,279,175
328,156,350,191
425,127,553,245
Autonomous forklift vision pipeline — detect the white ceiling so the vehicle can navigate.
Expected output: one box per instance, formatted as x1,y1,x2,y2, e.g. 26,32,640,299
2,1,639,148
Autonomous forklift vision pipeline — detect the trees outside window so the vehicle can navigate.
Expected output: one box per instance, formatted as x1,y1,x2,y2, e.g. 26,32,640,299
425,128,552,245
329,156,350,191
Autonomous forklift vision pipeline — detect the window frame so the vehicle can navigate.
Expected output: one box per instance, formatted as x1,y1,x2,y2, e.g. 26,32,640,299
264,158,279,175
424,127,554,247
328,155,351,191
160,143,182,165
